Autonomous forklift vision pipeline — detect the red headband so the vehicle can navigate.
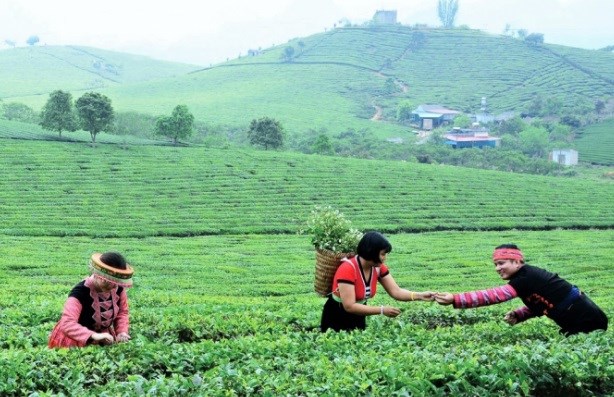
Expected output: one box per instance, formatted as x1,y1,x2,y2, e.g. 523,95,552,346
493,248,524,262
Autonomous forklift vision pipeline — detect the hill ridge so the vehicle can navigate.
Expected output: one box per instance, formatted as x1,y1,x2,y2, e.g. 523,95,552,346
35,46,122,84
543,45,614,85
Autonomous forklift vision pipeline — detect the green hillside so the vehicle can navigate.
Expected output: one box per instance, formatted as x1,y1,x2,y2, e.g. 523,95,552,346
3,26,612,142
0,118,162,145
1,138,612,238
101,26,614,138
0,45,199,99
103,62,407,139
575,118,614,165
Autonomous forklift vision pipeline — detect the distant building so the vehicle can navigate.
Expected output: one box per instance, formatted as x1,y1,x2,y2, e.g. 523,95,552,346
444,127,501,149
412,104,461,130
373,10,397,24
549,149,578,166
473,111,516,124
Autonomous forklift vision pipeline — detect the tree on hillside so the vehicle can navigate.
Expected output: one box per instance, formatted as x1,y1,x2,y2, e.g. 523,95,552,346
248,117,285,150
525,33,544,46
75,92,114,143
154,105,194,145
519,126,549,158
517,29,528,40
595,99,606,118
453,114,472,128
1,102,38,123
548,123,573,144
526,94,544,117
26,35,40,46
40,90,77,138
114,111,157,138
496,116,526,135
282,46,295,62
560,115,581,128
437,0,459,28
396,100,414,123
4,39,16,48
312,133,334,155
384,77,398,94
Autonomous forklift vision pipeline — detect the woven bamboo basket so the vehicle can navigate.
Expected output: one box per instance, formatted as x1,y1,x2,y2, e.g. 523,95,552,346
314,248,353,297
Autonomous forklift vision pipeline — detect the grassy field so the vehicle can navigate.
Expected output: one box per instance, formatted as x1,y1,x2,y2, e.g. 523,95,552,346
0,134,612,395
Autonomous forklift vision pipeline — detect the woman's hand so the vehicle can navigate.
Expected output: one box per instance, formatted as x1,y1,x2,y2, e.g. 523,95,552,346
504,311,518,325
90,332,114,345
115,332,131,343
420,291,436,301
381,306,401,318
434,293,454,305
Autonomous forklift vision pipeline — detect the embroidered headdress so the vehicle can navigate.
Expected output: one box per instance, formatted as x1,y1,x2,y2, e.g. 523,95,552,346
493,247,524,262
89,253,134,287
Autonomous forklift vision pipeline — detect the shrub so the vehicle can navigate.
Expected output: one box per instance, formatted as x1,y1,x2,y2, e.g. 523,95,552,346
300,205,362,252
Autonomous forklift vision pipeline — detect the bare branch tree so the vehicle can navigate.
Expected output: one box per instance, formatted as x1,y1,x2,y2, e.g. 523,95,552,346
437,0,459,28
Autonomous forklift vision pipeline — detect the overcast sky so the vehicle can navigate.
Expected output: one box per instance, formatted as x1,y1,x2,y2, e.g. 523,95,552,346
2,0,612,66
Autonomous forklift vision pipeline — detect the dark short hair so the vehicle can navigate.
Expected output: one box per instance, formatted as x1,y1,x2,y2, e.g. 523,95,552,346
356,231,392,263
495,243,520,250
100,252,127,270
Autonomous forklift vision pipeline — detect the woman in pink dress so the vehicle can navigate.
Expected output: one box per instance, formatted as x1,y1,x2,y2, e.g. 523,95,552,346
48,252,134,348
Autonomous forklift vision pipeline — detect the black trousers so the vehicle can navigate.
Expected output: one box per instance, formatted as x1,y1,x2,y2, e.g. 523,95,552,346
552,294,608,336
320,297,366,332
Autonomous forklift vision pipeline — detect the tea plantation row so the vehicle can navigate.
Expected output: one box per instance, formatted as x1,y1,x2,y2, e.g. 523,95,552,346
1,230,612,396
1,139,613,238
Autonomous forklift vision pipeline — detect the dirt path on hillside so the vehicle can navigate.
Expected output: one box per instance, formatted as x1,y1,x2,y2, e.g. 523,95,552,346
369,72,409,120
395,80,409,93
371,102,383,121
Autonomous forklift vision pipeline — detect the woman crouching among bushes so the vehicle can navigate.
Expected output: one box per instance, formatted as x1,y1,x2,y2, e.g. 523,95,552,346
48,252,134,348
321,231,435,332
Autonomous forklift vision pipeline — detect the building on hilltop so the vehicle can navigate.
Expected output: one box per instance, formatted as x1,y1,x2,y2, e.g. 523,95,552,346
549,149,578,166
444,127,501,149
411,104,461,130
373,10,397,24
